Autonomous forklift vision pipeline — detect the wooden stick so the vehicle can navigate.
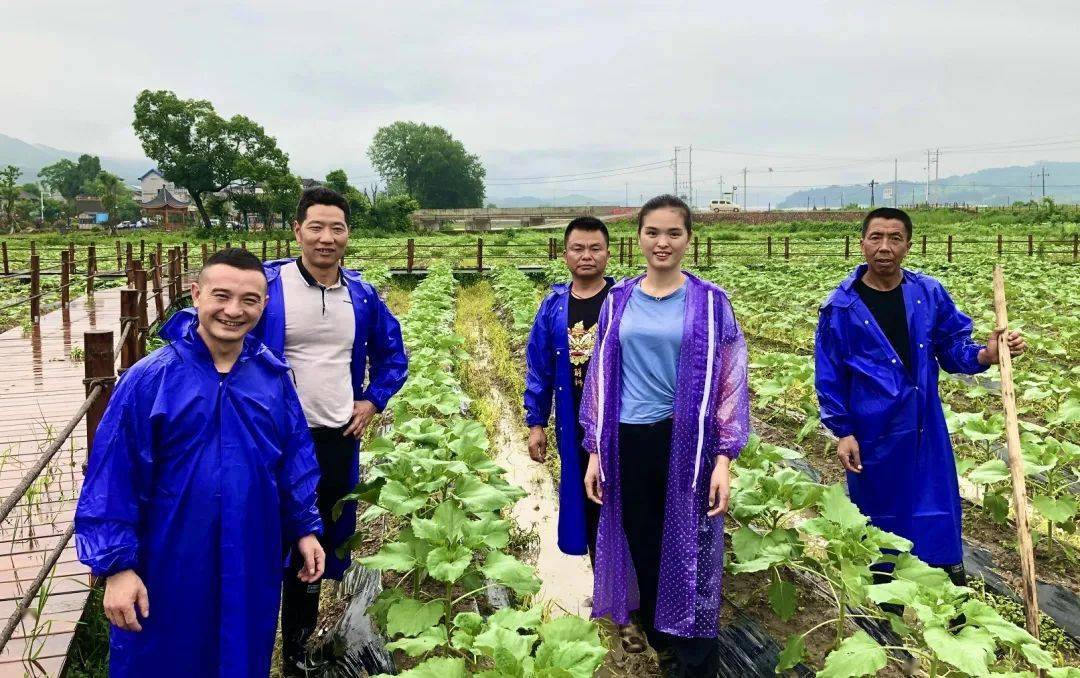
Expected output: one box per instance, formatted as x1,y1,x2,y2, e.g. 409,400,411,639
993,264,1041,639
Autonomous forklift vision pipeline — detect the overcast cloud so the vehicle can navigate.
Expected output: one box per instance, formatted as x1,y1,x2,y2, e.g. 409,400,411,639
2,0,1078,205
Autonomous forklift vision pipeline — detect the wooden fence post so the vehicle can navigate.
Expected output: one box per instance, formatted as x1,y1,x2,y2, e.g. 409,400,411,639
997,234,1003,256
125,243,134,284
844,235,850,259
120,290,140,372
767,236,773,258
784,237,790,260
1074,233,1078,262
1028,234,1034,257
133,264,148,357
286,241,291,257
275,240,282,258
947,235,953,262
30,241,36,257
68,242,76,273
201,243,209,266
29,255,40,323
139,239,146,263
115,240,122,271
183,242,189,272
407,239,415,273
86,245,96,297
1,242,7,275
261,240,267,261
477,238,484,273
150,253,165,321
707,237,713,267
693,236,699,267
921,235,927,255
84,330,116,453
60,251,70,308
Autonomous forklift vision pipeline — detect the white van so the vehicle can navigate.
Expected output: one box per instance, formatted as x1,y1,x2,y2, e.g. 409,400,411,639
709,199,740,213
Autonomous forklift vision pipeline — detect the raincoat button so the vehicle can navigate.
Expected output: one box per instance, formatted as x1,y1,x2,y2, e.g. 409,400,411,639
917,300,922,304
864,320,869,325
919,343,924,348
891,359,897,364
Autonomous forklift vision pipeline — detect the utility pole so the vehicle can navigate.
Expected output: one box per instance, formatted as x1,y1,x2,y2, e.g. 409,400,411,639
625,182,629,208
1036,166,1049,199
893,158,898,208
38,180,45,223
688,145,693,208
742,167,748,210
673,147,679,195
869,179,876,208
934,148,940,205
925,149,931,205
718,176,723,202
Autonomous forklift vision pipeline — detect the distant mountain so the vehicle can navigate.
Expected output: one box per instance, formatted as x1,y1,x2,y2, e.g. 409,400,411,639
0,133,151,184
492,194,616,208
778,161,1080,208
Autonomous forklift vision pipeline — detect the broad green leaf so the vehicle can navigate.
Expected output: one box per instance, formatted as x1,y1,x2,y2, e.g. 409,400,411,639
767,577,797,621
481,551,542,595
450,612,484,651
473,624,537,663
380,479,429,516
868,579,919,605
463,514,511,549
358,541,415,572
1047,668,1080,678
534,639,607,678
426,545,473,582
892,554,952,588
924,626,995,676
386,597,445,638
376,656,467,678
1032,495,1077,524
385,626,448,656
776,634,805,673
454,475,514,513
818,630,887,678
817,484,867,529
968,459,1010,485
984,490,1011,523
538,615,602,645
488,605,543,631
1020,643,1055,670
961,600,1036,646
731,526,763,563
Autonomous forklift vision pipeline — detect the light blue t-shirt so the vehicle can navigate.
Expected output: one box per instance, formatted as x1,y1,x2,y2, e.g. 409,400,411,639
618,282,686,424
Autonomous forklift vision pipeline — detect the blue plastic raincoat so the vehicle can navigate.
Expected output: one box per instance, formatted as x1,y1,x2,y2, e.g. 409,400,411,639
253,258,408,579
74,308,322,678
815,265,987,566
523,277,615,555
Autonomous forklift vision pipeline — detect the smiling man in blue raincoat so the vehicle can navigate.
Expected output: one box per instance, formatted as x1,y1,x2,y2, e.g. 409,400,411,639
75,248,324,677
252,186,408,674
815,207,1025,583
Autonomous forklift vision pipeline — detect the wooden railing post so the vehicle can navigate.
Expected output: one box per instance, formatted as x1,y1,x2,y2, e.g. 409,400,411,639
139,239,146,264
844,235,850,259
1,242,7,275
784,237,790,260
133,264,148,357
84,330,116,453
261,240,267,261
285,240,291,257
29,255,40,323
30,241,36,257
150,253,165,321
68,241,76,273
1074,233,1079,262
60,251,70,308
407,238,415,273
477,238,484,273
115,240,122,271
201,243,209,266
1028,234,1034,256
707,237,713,267
275,240,282,258
947,235,954,262
767,236,773,258
183,242,189,271
86,245,96,297
693,236,699,267
997,234,1003,256
125,242,134,284
921,235,928,255
120,289,140,372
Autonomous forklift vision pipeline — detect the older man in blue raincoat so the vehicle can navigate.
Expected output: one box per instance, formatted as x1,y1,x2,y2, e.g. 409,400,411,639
815,208,1024,576
524,216,615,560
75,248,324,677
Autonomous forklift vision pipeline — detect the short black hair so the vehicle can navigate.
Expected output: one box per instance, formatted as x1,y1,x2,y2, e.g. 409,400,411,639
563,216,609,245
296,186,351,225
638,194,692,236
862,207,913,239
200,247,266,281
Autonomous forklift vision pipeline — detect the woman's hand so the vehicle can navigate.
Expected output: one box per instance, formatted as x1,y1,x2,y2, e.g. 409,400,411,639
584,453,603,505
707,455,731,517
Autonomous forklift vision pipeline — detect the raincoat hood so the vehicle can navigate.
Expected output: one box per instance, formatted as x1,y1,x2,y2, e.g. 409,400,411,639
158,307,288,373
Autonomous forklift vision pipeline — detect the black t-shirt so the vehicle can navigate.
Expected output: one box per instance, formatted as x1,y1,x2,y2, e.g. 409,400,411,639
567,280,612,412
854,277,911,370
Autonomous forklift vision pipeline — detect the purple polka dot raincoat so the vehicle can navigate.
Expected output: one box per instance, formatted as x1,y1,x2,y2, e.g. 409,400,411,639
580,272,750,638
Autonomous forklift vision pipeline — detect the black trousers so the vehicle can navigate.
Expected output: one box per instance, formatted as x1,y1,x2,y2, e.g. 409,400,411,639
280,425,355,669
619,419,720,678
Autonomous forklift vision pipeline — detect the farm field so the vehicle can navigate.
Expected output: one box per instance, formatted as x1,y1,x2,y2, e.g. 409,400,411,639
17,214,1080,677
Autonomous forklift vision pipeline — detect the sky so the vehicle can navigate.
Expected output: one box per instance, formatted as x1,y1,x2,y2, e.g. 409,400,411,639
3,0,1079,206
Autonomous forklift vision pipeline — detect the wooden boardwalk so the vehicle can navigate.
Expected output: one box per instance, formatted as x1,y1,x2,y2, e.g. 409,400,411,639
0,289,125,676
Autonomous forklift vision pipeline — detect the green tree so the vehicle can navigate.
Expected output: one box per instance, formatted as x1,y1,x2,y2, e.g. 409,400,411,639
265,173,302,229
367,121,486,208
0,165,22,232
94,171,123,229
357,194,419,232
230,189,261,230
132,89,289,229
205,194,233,228
324,169,350,195
39,155,102,229
323,169,372,227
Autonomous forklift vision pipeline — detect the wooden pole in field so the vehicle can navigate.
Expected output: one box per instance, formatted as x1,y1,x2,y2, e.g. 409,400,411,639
993,265,1041,639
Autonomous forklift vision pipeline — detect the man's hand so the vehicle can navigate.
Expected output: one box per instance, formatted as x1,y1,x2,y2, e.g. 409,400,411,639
584,453,603,505
707,455,731,517
343,400,378,440
296,534,325,583
104,569,149,632
978,329,1026,366
528,426,548,463
837,435,862,474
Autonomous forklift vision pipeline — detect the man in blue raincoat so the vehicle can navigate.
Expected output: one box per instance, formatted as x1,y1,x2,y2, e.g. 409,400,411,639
525,216,614,563
75,248,324,677
815,207,1025,582
252,187,408,673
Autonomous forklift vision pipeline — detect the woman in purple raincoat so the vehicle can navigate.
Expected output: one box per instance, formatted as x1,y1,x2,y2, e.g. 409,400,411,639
581,195,750,676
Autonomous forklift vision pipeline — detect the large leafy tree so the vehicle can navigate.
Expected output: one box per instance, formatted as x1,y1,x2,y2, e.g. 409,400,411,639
132,89,289,229
323,169,371,227
263,173,302,229
94,171,122,227
39,154,102,229
367,122,485,208
0,166,22,231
